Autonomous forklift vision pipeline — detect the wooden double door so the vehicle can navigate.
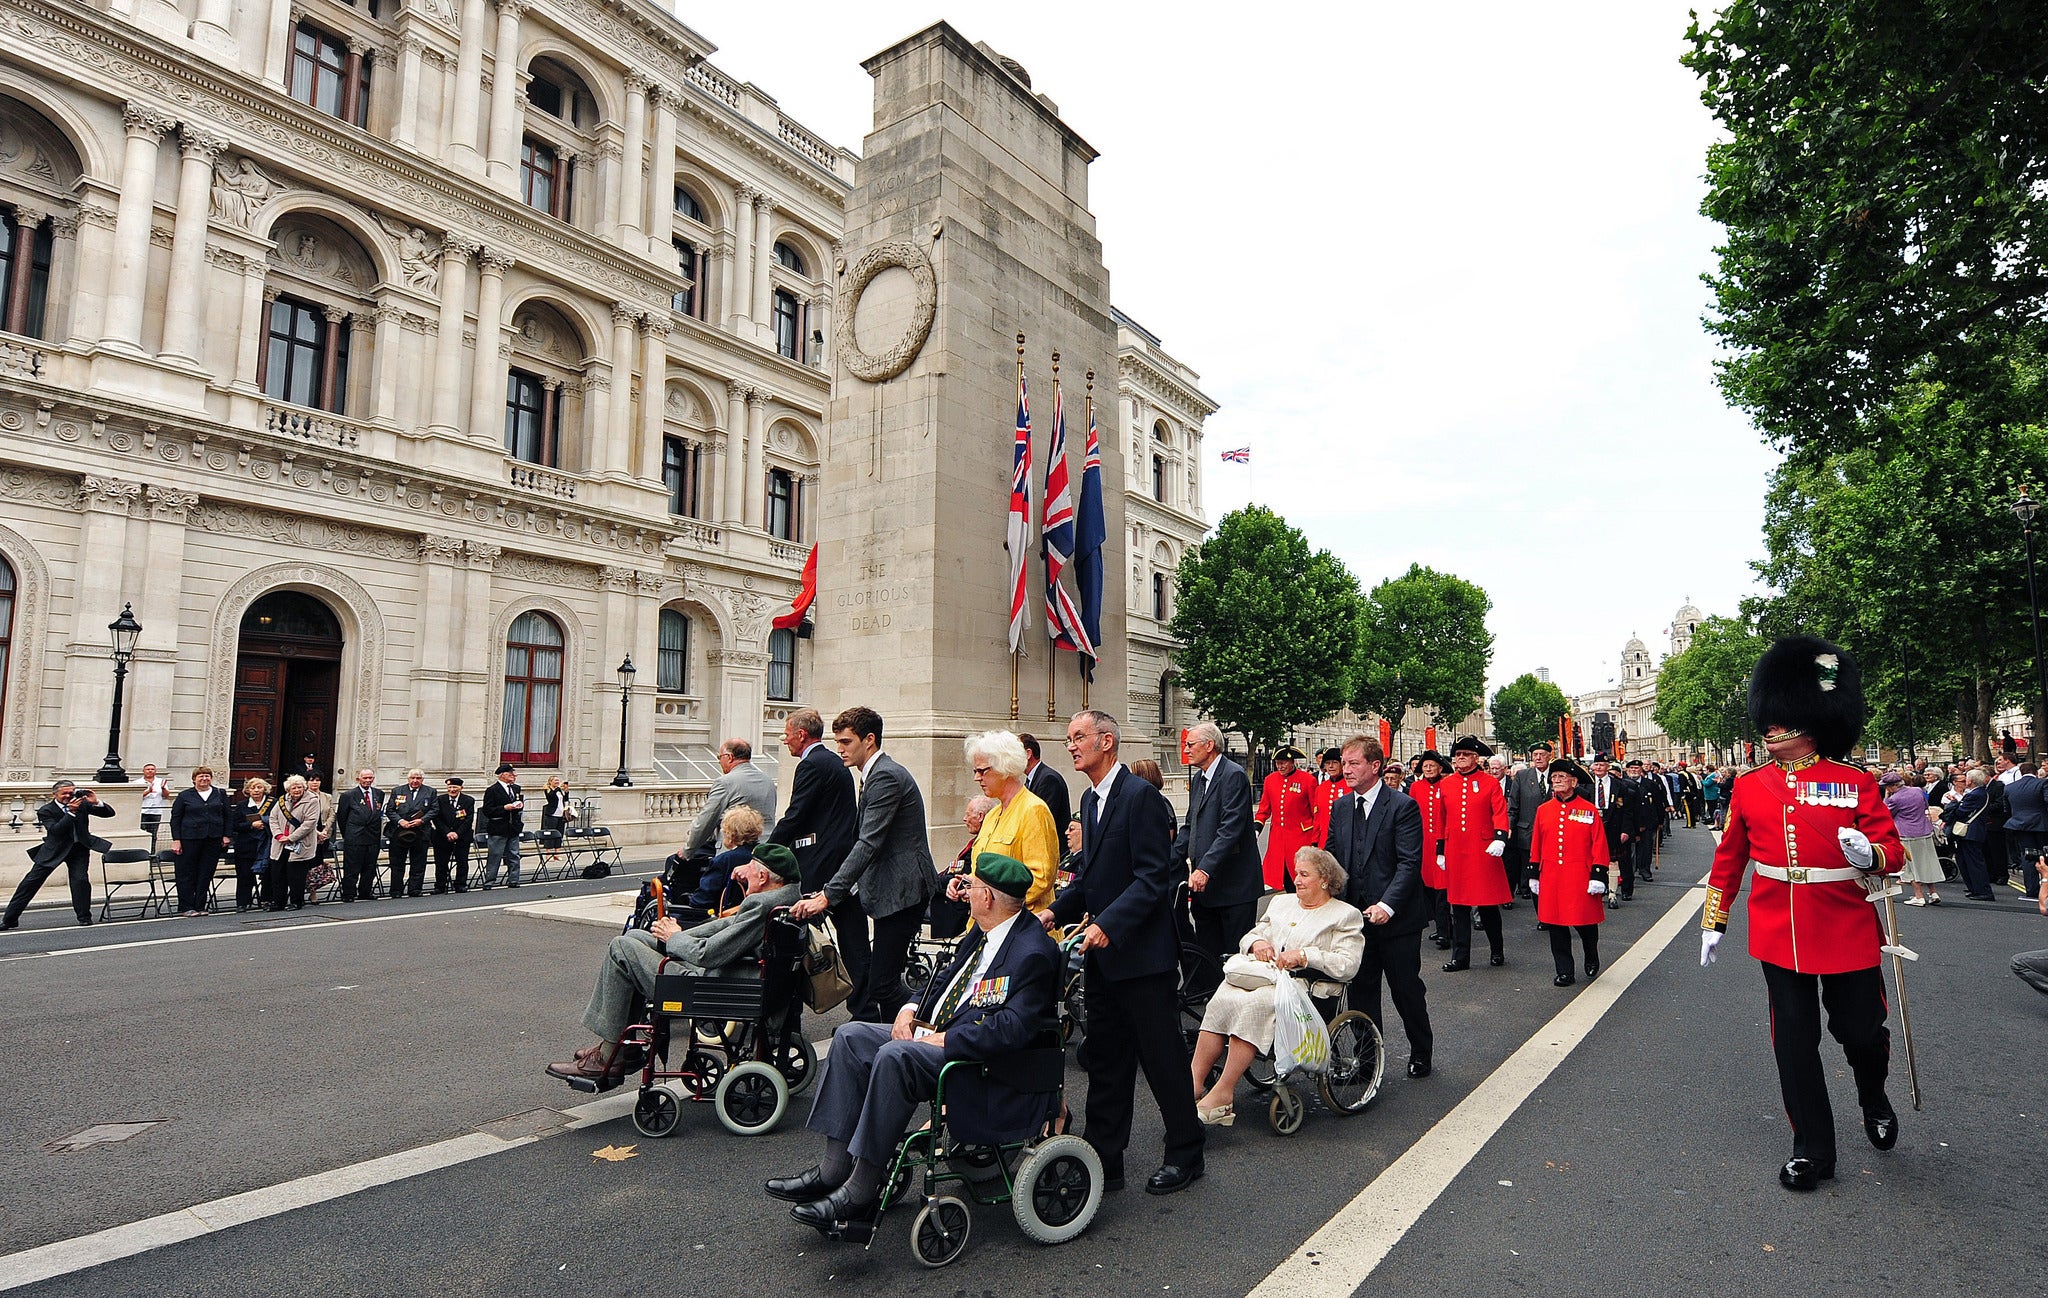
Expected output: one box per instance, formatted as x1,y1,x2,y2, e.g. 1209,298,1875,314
229,592,343,787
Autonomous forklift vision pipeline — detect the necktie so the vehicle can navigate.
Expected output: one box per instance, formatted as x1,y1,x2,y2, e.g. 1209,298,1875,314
1598,779,1607,811
1190,770,1207,815
933,931,985,1026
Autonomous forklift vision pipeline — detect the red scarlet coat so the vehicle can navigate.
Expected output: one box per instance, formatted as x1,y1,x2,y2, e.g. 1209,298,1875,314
1312,777,1347,848
1412,777,1447,888
1705,757,1903,974
1531,795,1610,928
1441,769,1512,906
1256,768,1320,890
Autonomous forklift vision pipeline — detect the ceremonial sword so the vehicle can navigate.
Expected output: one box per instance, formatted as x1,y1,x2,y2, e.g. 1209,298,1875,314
1865,873,1922,1111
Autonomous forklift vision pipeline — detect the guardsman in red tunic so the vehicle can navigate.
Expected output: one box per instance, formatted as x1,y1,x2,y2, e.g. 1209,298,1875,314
1440,735,1512,970
1311,747,1347,848
1410,750,1451,948
1702,636,1904,1193
1527,757,1608,987
1255,745,1320,891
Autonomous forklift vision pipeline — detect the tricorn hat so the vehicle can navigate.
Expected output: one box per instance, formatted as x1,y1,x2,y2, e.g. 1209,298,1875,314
1748,635,1864,760
1413,749,1448,772
1275,744,1307,762
1450,735,1494,758
1547,756,1591,789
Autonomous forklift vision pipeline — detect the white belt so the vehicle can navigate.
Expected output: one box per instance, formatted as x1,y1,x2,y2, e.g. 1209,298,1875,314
1753,862,1860,884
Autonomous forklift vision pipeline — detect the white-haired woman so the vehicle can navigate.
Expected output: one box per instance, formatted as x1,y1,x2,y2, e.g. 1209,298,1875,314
964,730,1061,910
1189,846,1365,1125
268,775,321,910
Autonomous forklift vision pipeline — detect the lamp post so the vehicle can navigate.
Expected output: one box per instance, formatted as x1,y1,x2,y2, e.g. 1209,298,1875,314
94,603,142,784
2014,488,2048,761
1899,646,1916,764
611,655,636,787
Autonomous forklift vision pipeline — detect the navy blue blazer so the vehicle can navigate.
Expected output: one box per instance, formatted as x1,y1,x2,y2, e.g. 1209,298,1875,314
2003,775,2048,834
1172,755,1263,909
770,741,858,892
916,915,1062,1145
1324,786,1425,937
1049,766,1180,982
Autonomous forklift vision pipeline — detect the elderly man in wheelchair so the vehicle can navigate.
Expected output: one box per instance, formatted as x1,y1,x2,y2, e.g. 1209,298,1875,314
766,852,1067,1246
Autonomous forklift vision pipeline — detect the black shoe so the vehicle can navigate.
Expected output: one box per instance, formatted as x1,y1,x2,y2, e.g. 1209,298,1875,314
1145,1163,1204,1195
1406,1059,1432,1078
791,1182,881,1237
506,882,522,889
0,919,16,930
1778,1158,1834,1191
1500,900,1516,910
1489,953,1505,967
1864,1102,1899,1151
1554,974,1575,987
76,916,94,926
1100,1163,1125,1193
766,1166,841,1204
1584,961,1600,980
1441,960,1469,972
1430,936,1450,949
433,888,449,895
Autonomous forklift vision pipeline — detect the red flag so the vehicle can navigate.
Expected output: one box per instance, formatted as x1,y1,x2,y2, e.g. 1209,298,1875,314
773,545,817,631
1425,726,1438,752
1378,718,1393,754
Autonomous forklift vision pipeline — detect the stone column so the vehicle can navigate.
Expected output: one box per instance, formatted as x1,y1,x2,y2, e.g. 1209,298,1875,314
398,313,432,430
809,289,831,369
393,34,426,150
597,567,638,783
647,85,677,259
60,477,141,773
638,314,669,481
158,126,226,368
263,0,295,82
188,0,237,58
231,254,269,392
444,0,489,172
743,388,767,529
371,303,403,424
721,380,747,526
454,542,501,768
579,364,610,474
467,247,511,442
728,186,756,331
604,303,638,478
428,236,478,435
66,200,117,346
594,139,623,237
413,535,465,771
101,103,175,355
715,233,735,328
618,71,648,241
41,212,79,343
126,485,197,767
483,0,527,189
2,206,45,337
751,192,776,337
800,472,819,544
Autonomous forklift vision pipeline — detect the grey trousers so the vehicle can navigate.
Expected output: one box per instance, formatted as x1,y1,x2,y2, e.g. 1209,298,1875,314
483,834,521,886
583,930,667,1040
2015,948,2048,997
804,1020,944,1167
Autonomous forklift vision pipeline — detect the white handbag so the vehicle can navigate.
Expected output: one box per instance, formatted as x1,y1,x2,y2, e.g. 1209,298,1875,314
1222,952,1279,990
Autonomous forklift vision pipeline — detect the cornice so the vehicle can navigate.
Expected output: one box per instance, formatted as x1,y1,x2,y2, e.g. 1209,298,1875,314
1116,350,1218,421
671,83,850,207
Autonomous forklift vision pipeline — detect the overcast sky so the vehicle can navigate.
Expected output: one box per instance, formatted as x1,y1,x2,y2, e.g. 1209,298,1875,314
692,1,1777,702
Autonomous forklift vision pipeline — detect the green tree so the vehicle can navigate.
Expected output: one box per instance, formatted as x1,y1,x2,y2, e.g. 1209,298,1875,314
1352,564,1494,732
1168,506,1362,750
1654,616,1766,752
1686,1,2048,463
1490,674,1573,756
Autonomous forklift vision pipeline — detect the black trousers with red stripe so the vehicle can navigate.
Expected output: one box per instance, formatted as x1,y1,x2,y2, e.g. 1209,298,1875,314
1759,961,1890,1172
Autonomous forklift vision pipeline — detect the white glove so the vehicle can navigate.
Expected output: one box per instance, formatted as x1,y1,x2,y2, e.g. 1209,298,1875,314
1700,931,1721,966
1588,880,1607,897
1436,854,1446,868
1837,827,1874,870
1486,840,1506,858
1527,878,1539,895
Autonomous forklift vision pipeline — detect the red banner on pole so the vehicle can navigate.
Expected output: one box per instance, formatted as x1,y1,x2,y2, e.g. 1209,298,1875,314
1378,717,1393,755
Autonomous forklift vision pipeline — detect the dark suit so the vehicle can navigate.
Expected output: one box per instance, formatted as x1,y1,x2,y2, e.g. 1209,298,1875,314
333,785,387,901
480,779,526,887
385,783,436,897
821,753,937,1021
1026,760,1074,843
1630,776,1663,894
771,741,866,995
1172,755,1263,965
432,792,476,892
1988,777,2015,885
6,796,114,926
1587,773,1633,901
168,786,232,914
1326,784,1432,1064
806,915,1061,1167
1505,765,1550,898
1050,765,1204,1178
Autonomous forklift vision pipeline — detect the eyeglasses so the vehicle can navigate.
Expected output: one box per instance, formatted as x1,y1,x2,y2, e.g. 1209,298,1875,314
973,766,994,778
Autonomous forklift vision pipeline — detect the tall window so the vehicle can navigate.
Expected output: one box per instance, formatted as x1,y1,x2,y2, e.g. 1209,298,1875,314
1152,572,1169,621
287,24,369,126
1158,673,1172,728
501,611,564,765
521,137,571,220
1151,455,1167,503
765,468,795,540
773,240,806,274
673,238,698,317
504,369,560,466
526,75,565,119
657,608,689,693
263,295,350,413
773,289,801,360
767,627,796,702
674,187,706,224
0,210,53,339
662,435,700,517
0,556,13,739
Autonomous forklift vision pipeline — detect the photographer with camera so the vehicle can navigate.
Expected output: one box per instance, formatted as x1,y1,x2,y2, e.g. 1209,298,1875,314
3,780,114,929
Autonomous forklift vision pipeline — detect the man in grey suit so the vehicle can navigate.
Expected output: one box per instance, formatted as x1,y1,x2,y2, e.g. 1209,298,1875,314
789,706,938,1022
684,738,778,859
547,842,801,1087
1505,741,1554,901
1172,721,1264,965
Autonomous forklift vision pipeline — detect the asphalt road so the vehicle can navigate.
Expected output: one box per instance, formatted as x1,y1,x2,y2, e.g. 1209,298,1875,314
5,831,2044,1296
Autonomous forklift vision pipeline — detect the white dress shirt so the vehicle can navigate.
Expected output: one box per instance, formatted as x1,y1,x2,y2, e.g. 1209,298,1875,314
1090,763,1124,824
908,911,1021,1030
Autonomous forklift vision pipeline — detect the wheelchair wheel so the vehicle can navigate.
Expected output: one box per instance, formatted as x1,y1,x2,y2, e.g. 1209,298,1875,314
774,1036,818,1098
713,1061,788,1136
632,1084,685,1138
1319,1010,1386,1115
904,948,938,997
911,1195,973,1268
680,1048,724,1098
1268,1086,1306,1136
944,1141,1014,1188
1010,1134,1103,1245
1060,974,1087,1044
1244,1052,1278,1091
1176,943,1222,1052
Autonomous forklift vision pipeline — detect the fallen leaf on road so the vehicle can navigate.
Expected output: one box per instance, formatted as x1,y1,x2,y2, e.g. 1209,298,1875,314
1762,1245,1775,1253
592,1144,639,1162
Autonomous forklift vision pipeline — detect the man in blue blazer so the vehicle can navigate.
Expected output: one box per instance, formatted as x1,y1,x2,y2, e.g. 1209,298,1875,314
1172,721,1265,965
768,853,1060,1240
1046,709,1206,1196
769,708,866,995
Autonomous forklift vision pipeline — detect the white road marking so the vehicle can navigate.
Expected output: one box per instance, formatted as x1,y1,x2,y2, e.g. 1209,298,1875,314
1247,877,1708,1298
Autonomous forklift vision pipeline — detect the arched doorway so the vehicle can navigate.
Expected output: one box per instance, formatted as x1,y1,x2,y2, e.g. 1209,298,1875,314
230,591,344,785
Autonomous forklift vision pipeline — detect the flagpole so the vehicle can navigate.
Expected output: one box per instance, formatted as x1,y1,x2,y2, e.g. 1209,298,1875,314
1082,371,1095,710
1048,351,1063,721
1011,333,1024,722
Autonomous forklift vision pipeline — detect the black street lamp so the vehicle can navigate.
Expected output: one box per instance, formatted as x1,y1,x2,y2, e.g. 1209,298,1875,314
95,603,142,783
2014,488,2048,761
611,655,636,787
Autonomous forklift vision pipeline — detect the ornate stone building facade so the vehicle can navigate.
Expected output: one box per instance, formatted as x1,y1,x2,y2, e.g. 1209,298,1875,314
1572,602,1717,766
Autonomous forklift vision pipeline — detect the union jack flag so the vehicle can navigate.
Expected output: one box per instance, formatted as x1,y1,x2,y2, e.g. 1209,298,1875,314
1006,370,1033,654
1075,392,1105,681
1220,447,1251,464
1042,377,1095,658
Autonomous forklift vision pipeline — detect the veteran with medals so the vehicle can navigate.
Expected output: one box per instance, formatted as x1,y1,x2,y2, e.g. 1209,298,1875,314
1527,757,1609,986
1255,745,1321,891
1700,636,1905,1192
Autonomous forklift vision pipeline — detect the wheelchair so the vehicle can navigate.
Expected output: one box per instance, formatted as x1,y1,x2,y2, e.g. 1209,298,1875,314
567,912,816,1139
869,1025,1103,1268
1226,970,1386,1135
1055,882,1224,1050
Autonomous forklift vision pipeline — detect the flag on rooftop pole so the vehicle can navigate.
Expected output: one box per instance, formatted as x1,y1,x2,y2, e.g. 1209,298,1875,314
1220,447,1251,464
1075,370,1107,687
1043,355,1094,668
1007,337,1033,659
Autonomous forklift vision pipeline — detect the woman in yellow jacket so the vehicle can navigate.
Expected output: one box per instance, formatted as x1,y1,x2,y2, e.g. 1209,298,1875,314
964,730,1062,910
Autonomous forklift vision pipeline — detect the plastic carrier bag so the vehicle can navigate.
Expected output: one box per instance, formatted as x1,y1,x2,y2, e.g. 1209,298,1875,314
1271,970,1332,1077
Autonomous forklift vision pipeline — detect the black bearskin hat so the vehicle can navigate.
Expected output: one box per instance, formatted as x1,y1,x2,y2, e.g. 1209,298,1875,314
1748,635,1864,760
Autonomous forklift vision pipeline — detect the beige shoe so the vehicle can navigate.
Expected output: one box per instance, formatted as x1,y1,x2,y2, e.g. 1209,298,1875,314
1197,1104,1235,1127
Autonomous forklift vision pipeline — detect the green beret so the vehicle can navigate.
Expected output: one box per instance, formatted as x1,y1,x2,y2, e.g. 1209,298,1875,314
752,842,800,881
972,851,1033,899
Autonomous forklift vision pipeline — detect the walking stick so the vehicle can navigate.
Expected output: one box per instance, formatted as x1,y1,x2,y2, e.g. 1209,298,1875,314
1867,876,1922,1110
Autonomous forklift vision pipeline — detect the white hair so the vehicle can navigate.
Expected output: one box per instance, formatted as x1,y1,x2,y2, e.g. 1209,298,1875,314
1967,768,1989,788
1187,721,1223,749
965,730,1029,781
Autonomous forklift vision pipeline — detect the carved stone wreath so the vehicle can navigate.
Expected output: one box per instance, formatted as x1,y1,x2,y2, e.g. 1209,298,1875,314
836,240,937,383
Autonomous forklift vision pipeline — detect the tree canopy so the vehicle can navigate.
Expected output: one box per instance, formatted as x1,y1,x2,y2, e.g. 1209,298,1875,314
1490,674,1573,756
1168,506,1362,750
1352,564,1494,730
1653,615,1767,752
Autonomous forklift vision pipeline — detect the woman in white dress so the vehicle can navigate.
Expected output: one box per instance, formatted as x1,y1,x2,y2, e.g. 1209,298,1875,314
1188,847,1365,1125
